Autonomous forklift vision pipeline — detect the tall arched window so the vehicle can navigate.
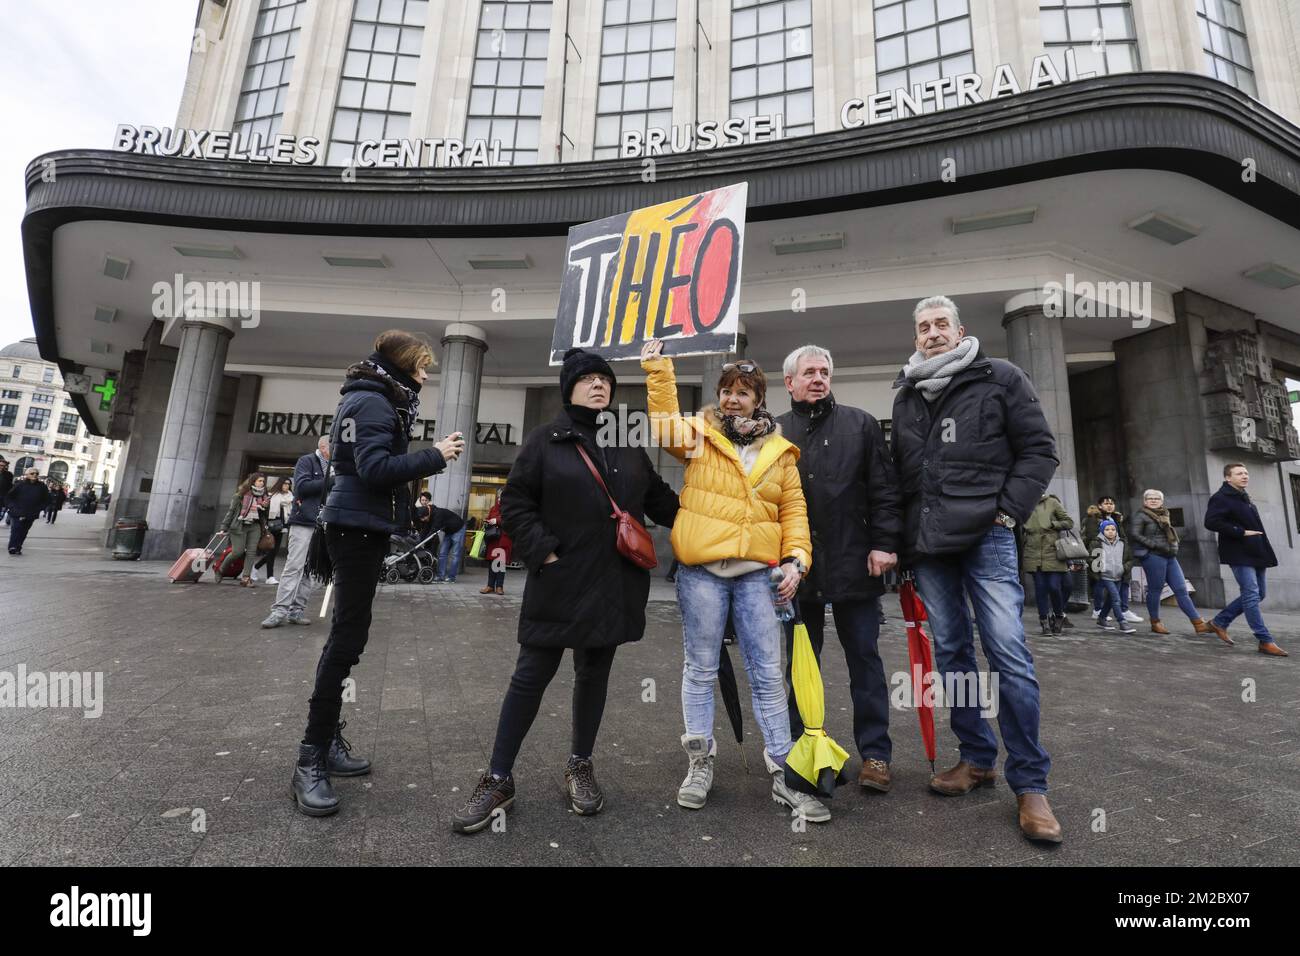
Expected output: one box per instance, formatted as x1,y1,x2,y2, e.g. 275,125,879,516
15,456,35,473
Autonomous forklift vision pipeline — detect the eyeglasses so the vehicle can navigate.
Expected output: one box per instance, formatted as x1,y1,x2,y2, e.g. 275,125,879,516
721,362,757,374
577,373,611,385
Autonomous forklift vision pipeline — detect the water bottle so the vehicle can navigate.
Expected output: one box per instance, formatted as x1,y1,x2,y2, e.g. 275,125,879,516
769,561,795,622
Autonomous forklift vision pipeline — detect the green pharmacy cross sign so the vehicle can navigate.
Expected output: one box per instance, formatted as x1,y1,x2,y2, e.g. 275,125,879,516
93,375,118,411
1289,390,1299,404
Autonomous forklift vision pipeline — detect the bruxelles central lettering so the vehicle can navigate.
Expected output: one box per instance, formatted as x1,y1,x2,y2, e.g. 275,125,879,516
251,412,514,445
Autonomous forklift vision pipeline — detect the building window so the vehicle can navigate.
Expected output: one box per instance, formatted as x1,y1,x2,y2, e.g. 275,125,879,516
234,0,306,143
874,0,974,107
58,412,79,436
64,398,76,408
327,0,429,167
731,0,814,136
593,0,675,160
0,404,16,428
25,407,50,430
15,456,35,473
1197,0,1256,96
1,389,19,399
0,433,10,444
32,392,55,405
1040,1,1138,76
54,440,75,451
10,366,19,378
466,1,552,165
42,368,54,383
49,461,68,482
21,436,43,448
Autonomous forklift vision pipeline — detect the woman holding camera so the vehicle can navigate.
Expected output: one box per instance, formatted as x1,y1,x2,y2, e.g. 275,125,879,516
452,348,678,833
291,330,465,817
639,338,828,823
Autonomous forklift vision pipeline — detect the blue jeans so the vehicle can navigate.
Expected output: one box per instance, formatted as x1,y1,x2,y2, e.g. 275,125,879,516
1030,570,1066,618
912,526,1051,795
1096,578,1123,625
676,564,793,764
1139,553,1200,623
1214,566,1273,642
1093,577,1130,613
438,526,466,580
786,598,891,762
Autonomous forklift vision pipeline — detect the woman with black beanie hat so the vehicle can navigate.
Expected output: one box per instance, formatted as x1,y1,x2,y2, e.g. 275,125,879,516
451,347,680,833
291,329,466,817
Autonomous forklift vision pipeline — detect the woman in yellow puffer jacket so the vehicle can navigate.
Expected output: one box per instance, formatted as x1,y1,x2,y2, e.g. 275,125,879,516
640,339,827,823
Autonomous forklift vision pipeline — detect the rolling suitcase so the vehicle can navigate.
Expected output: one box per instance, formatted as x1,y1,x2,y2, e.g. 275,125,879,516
167,533,229,583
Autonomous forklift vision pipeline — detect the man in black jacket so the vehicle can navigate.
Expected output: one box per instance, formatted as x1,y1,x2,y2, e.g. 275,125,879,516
891,295,1062,843
262,436,330,628
1205,464,1286,656
776,344,902,793
6,466,51,555
0,458,12,523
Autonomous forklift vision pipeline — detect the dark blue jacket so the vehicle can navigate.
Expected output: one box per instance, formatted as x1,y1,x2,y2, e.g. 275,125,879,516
1205,482,1277,568
288,451,327,528
4,478,50,518
319,373,445,534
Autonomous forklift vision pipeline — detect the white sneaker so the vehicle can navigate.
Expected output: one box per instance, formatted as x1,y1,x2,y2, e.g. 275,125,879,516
1090,608,1101,619
1123,610,1143,623
250,568,260,582
267,576,278,585
677,735,715,810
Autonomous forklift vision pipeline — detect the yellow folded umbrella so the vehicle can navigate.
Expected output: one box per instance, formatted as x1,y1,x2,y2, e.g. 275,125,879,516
784,614,850,796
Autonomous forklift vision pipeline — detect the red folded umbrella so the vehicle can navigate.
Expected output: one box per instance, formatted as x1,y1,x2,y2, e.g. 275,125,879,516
899,576,936,772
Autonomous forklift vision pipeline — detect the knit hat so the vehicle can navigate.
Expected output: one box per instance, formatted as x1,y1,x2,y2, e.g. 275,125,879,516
1099,518,1118,534
559,348,616,402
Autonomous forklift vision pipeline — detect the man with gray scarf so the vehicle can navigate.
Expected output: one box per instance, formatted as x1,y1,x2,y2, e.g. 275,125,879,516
891,295,1062,844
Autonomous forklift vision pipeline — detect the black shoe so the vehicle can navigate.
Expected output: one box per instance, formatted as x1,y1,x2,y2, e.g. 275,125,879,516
1049,614,1062,635
291,743,340,817
1039,617,1051,635
1058,615,1074,630
452,772,515,834
564,756,605,816
326,720,371,776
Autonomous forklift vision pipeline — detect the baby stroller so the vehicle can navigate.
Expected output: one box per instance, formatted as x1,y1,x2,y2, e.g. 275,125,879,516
380,528,439,585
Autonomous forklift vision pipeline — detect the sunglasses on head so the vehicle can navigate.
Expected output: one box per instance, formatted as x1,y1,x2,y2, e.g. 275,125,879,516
721,361,757,374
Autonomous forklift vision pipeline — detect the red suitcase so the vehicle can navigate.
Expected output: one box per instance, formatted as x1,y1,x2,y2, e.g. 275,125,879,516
167,534,236,583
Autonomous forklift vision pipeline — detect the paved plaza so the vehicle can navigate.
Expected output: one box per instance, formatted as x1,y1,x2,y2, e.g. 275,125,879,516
0,512,1296,867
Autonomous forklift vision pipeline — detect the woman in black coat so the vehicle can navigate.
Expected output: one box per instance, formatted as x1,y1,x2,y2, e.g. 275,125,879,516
291,330,465,818
452,348,679,834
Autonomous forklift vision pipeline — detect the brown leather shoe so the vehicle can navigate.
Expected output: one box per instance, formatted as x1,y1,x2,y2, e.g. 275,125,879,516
1150,619,1170,635
1192,618,1211,635
1017,793,1063,843
858,758,892,793
1208,622,1235,646
480,586,494,594
1258,642,1289,657
495,586,504,595
929,760,996,796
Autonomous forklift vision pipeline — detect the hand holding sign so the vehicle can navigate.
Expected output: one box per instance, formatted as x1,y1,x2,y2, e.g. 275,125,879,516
639,338,664,363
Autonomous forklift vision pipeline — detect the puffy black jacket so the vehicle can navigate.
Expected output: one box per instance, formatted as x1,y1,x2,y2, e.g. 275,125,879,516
891,352,1058,560
288,451,327,528
0,469,12,502
1205,482,1278,568
320,371,445,534
430,505,464,536
502,408,679,649
776,395,902,602
4,478,50,518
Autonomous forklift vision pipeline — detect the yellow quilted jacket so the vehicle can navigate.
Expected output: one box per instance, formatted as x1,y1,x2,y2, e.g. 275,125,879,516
642,355,811,571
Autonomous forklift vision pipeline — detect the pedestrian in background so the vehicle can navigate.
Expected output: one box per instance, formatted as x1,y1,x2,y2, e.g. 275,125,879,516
1131,489,1211,637
479,489,511,595
0,458,12,523
45,481,68,523
433,503,467,582
1091,519,1136,634
1205,464,1287,657
1022,493,1074,635
291,330,463,817
5,467,50,555
1085,495,1141,624
252,477,294,584
218,472,270,587
262,437,330,629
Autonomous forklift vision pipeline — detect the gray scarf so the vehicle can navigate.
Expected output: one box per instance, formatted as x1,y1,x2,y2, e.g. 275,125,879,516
903,336,980,402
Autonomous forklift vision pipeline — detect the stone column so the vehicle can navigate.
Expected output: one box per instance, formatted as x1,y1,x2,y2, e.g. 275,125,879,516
431,323,488,516
699,323,748,406
1003,293,1085,605
140,319,233,559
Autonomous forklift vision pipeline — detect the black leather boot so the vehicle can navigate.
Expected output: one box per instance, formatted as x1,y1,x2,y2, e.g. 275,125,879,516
326,720,371,777
1039,617,1051,635
291,743,340,816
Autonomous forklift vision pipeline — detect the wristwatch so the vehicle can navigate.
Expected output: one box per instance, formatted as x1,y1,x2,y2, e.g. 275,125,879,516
994,512,1017,529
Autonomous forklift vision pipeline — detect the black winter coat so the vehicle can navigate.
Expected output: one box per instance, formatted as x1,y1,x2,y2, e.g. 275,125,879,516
430,505,465,536
0,470,12,502
289,451,327,528
320,371,445,535
4,478,50,518
1205,483,1278,568
891,352,1058,560
502,409,679,649
776,395,902,602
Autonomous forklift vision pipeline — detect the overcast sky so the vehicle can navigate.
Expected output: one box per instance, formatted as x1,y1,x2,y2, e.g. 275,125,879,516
0,1,195,349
